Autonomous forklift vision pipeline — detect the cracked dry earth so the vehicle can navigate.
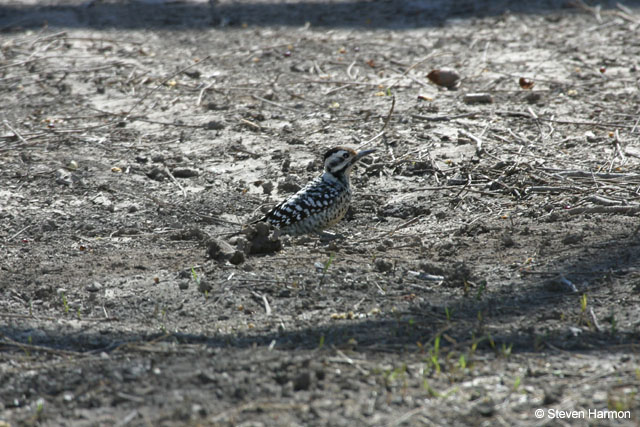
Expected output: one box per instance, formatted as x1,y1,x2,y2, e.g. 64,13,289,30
1,0,640,426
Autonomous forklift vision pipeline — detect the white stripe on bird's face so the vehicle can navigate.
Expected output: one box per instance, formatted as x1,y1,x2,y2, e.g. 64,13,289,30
323,148,357,175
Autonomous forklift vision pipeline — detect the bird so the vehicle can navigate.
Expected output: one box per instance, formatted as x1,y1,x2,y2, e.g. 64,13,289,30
256,146,375,237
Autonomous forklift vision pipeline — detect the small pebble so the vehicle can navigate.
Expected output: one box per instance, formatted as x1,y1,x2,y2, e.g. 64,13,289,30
198,278,212,294
463,93,493,104
55,169,72,186
171,167,199,178
262,181,274,194
85,282,102,292
427,67,461,89
375,259,393,273
206,120,225,130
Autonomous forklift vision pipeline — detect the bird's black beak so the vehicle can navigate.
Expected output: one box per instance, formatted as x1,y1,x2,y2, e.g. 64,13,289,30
353,149,376,163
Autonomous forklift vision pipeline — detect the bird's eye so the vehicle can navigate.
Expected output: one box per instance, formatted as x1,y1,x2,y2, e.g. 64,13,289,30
342,153,349,159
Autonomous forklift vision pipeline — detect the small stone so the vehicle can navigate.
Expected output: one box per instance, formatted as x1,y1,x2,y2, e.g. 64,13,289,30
474,398,495,417
191,403,206,417
427,67,461,89
420,262,446,276
206,120,225,130
150,153,165,162
241,223,283,255
277,176,301,193
584,131,598,142
562,234,583,245
375,259,393,273
525,92,542,103
501,234,515,248
281,381,294,397
262,181,274,195
85,282,102,292
171,167,199,178
184,70,201,79
170,228,207,242
146,167,167,181
281,158,291,172
435,211,447,220
233,387,247,399
253,221,270,236
92,194,112,207
543,385,563,405
233,236,250,254
463,93,493,104
228,250,245,265
55,169,72,186
326,241,338,251
198,278,212,294
178,280,189,290
293,371,312,391
262,90,275,100
197,370,217,384
281,124,293,134
206,238,236,262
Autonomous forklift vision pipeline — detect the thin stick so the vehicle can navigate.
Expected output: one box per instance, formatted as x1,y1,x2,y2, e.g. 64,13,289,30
300,78,401,87
346,60,358,80
125,55,212,119
568,205,640,215
0,312,117,322
251,94,299,112
589,307,603,332
3,120,30,145
549,169,640,180
252,292,272,316
495,110,636,129
389,215,424,235
459,129,483,155
262,294,272,316
8,225,31,241
387,52,438,90
359,96,395,149
411,112,477,122
29,30,67,48
631,114,640,133
613,129,626,161
239,117,261,130
164,167,186,198
0,333,83,356
196,81,215,106
324,84,352,95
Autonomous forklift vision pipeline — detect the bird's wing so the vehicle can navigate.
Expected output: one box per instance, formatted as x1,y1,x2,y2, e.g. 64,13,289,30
262,178,341,227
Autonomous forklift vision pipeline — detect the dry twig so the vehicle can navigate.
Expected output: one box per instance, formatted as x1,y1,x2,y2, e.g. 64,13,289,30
359,96,396,149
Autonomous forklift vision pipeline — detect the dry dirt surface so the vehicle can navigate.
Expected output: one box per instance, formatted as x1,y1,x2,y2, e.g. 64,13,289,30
2,0,640,426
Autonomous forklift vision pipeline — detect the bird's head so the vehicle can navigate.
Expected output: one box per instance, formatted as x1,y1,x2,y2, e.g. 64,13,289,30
322,146,375,177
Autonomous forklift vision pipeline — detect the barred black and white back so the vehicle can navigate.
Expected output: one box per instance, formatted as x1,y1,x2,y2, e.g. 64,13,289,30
258,147,375,236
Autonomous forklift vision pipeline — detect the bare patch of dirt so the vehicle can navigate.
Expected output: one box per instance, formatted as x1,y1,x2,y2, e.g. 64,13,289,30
1,1,640,425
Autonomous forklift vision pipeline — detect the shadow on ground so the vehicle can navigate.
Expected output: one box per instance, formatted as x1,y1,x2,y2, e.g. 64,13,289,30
1,0,637,30
3,230,639,356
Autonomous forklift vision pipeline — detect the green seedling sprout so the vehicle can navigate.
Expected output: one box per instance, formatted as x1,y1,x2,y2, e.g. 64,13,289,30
61,293,69,315
320,252,335,285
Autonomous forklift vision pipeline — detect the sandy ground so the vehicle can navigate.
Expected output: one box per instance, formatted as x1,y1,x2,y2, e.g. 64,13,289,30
1,0,640,425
